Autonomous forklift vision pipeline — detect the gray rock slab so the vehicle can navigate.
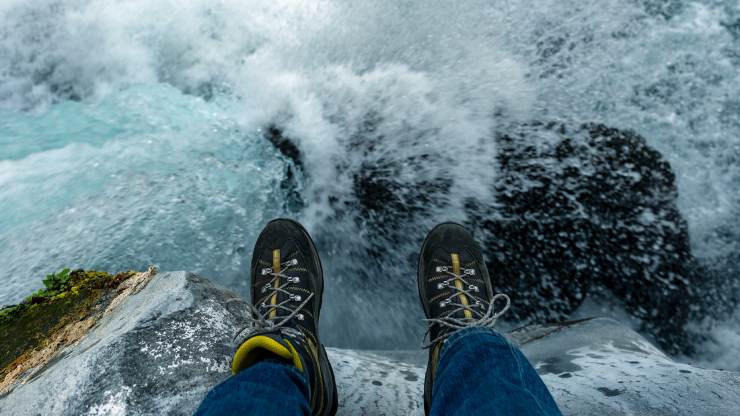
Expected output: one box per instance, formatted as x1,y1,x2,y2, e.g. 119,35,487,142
1,272,738,415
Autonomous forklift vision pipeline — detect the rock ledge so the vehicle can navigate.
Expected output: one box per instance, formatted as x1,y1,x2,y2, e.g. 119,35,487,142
1,271,738,415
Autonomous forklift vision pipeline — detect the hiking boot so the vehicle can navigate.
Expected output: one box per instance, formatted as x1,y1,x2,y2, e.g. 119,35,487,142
232,218,338,416
417,222,510,415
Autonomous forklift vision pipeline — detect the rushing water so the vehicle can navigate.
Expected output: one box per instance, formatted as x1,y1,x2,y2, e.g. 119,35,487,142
1,0,738,367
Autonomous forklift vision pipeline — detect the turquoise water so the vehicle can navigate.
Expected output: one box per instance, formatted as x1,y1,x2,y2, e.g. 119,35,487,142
1,0,738,365
0,84,291,301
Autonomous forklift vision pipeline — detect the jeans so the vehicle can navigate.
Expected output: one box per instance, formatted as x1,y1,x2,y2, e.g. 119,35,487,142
196,327,562,415
430,327,562,415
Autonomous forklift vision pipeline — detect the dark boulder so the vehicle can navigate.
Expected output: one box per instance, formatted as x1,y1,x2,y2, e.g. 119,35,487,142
467,122,700,354
264,121,704,354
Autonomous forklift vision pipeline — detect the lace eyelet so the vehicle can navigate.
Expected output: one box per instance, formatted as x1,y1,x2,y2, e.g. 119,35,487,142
439,300,448,308
286,259,299,266
290,294,302,302
464,269,476,276
261,268,272,276
469,284,479,292
297,313,304,321
436,266,449,273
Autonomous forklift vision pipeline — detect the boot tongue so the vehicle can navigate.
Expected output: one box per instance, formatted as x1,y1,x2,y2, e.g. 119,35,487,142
428,249,479,342
232,333,304,374
440,250,480,322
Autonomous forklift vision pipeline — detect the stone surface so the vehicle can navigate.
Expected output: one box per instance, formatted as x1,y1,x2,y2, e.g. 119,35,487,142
264,121,713,354
476,123,702,355
1,272,738,415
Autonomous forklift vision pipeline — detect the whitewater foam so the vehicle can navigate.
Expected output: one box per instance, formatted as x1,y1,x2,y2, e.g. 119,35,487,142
1,0,738,367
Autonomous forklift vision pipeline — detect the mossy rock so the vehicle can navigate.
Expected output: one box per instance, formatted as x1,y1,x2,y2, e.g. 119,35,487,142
0,269,136,381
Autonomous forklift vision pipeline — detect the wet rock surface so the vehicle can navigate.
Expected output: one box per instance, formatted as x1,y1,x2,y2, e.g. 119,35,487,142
265,121,710,354
472,122,702,354
1,272,738,415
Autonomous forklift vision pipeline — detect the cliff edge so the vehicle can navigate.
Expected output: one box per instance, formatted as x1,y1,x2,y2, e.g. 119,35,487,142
1,271,738,415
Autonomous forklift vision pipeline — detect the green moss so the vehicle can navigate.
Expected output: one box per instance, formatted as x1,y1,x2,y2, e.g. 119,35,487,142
0,269,136,379
43,268,71,292
0,305,23,326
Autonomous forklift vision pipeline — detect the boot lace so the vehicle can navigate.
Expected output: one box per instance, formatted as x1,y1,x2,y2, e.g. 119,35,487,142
423,264,511,348
232,258,313,345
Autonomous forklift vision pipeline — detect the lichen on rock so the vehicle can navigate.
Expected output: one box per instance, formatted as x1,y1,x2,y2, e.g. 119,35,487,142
0,267,156,394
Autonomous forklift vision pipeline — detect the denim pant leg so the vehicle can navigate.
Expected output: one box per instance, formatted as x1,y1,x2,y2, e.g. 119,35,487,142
195,360,311,416
430,327,563,416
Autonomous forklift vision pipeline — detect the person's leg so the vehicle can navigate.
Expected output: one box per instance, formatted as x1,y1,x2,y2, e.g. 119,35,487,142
417,222,562,415
196,360,310,416
430,327,561,415
196,219,338,415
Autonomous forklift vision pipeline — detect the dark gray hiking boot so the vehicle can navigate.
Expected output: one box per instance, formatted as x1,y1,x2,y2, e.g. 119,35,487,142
417,222,510,415
232,219,338,416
